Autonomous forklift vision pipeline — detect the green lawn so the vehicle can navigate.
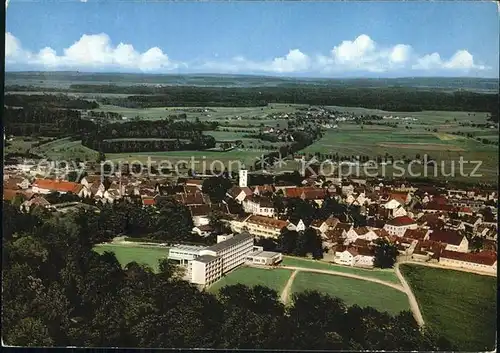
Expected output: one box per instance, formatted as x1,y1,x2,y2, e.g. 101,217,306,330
400,264,497,351
93,244,169,272
291,271,410,315
209,266,293,294
281,256,400,284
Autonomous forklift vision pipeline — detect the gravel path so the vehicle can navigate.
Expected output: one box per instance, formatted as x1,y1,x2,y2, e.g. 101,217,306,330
280,270,298,305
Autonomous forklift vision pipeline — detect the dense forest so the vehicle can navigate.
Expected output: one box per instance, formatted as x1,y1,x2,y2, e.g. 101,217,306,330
2,201,455,349
3,107,93,137
62,85,500,112
81,119,219,153
4,94,99,110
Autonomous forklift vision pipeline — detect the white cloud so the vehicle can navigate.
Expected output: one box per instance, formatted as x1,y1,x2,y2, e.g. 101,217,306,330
320,34,416,72
201,49,311,74
413,49,485,71
80,0,88,2
332,34,376,64
269,49,311,73
5,31,489,75
390,44,412,64
5,32,181,72
5,32,22,57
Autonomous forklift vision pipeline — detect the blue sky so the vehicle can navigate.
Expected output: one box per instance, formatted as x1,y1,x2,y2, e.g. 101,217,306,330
5,1,499,78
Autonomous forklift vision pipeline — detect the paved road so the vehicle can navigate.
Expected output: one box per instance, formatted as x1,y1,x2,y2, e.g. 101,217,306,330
394,263,425,327
280,270,298,304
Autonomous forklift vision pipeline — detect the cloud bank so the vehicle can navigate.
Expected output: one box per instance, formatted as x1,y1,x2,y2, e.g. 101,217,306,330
5,32,488,75
6,32,182,72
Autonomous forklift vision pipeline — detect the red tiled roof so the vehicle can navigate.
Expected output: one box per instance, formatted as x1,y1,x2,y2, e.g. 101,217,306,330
440,250,497,266
33,178,83,194
353,227,370,235
253,184,275,194
185,179,204,186
428,230,464,246
373,228,390,238
335,223,353,232
142,198,156,206
3,189,23,201
246,215,289,230
424,202,456,212
284,187,303,198
3,177,24,190
356,246,374,257
404,228,428,241
386,216,416,227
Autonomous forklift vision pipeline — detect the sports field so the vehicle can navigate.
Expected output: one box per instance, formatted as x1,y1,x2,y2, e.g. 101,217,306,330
93,243,170,272
281,256,400,284
208,266,293,294
290,271,410,315
400,264,497,351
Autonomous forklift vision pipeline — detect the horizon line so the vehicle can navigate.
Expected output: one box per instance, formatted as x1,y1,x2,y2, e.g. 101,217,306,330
5,70,499,81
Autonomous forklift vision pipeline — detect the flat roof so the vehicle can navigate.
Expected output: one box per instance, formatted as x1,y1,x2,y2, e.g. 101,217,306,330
248,250,281,259
204,232,253,253
193,254,220,263
169,245,206,253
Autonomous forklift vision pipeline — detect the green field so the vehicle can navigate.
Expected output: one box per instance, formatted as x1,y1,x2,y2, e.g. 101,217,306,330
93,243,170,272
208,266,293,294
107,149,266,169
400,264,497,351
281,256,400,284
299,112,498,183
93,103,298,123
290,271,410,315
31,137,99,161
4,136,54,155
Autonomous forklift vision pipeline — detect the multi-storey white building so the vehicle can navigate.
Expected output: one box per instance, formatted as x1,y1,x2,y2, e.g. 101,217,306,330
242,196,275,218
168,245,206,265
170,232,258,287
198,233,254,275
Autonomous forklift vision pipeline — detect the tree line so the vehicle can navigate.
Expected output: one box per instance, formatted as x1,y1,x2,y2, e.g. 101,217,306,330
81,118,219,152
63,84,498,112
4,94,99,109
3,107,93,137
3,201,454,349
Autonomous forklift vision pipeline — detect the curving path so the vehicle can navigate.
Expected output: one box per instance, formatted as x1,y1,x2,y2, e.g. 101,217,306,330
254,263,425,328
394,263,425,327
278,265,407,292
280,270,298,305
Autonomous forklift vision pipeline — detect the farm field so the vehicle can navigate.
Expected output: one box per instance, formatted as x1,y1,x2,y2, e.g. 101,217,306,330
92,103,299,123
290,271,410,315
299,113,498,182
93,243,170,273
4,136,54,155
31,137,99,161
107,149,266,170
400,264,497,351
281,256,400,284
208,266,293,294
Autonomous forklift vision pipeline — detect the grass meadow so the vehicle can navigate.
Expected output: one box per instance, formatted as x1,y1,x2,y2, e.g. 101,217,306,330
281,256,400,284
400,264,497,351
93,243,170,273
208,266,293,294
290,271,410,315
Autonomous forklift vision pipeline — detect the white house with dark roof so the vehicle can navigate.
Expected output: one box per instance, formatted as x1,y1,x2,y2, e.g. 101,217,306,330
383,216,418,237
